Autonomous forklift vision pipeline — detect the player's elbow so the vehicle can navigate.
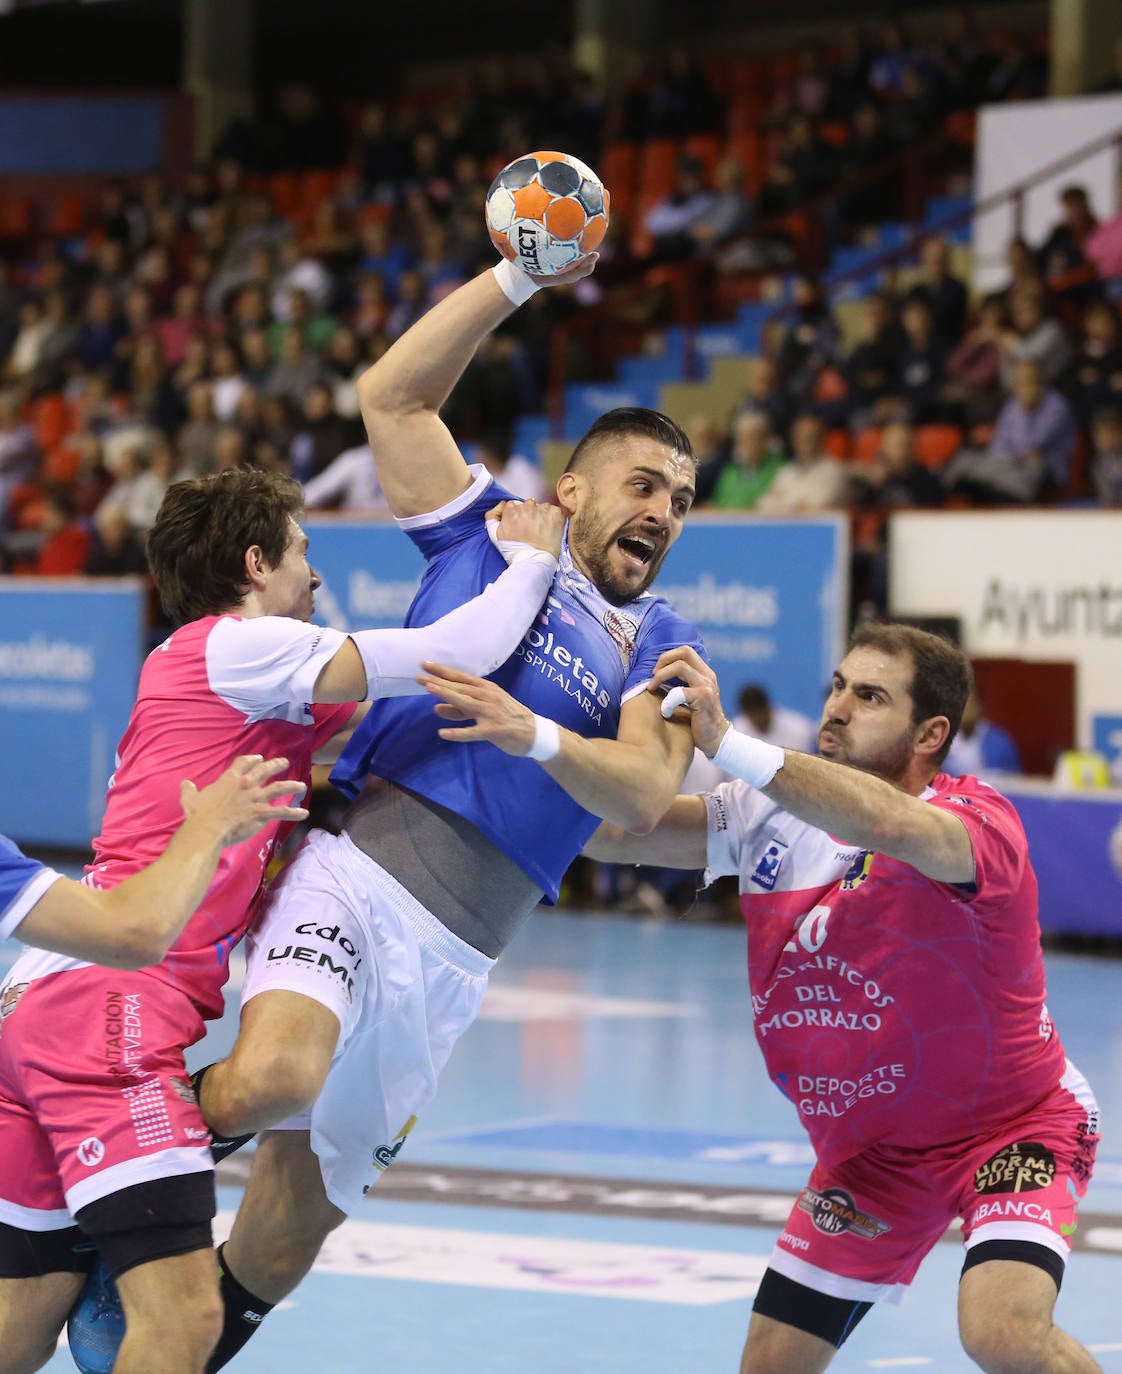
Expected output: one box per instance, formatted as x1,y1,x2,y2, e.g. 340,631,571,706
356,361,418,422
95,895,172,969
583,822,632,862
618,790,675,836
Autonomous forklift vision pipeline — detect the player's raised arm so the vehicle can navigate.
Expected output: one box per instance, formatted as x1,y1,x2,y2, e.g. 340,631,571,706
312,499,563,702
355,260,596,518
11,756,308,968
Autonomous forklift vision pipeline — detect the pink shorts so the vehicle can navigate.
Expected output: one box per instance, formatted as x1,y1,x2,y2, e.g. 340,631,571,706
0,966,213,1231
770,1067,1099,1304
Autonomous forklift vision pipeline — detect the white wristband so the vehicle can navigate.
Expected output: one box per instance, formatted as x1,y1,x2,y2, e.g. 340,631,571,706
526,714,561,762
712,727,785,790
492,258,542,306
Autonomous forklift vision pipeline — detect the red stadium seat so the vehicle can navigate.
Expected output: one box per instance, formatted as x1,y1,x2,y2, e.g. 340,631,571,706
269,172,302,218
854,428,883,463
30,393,74,452
638,139,681,201
683,134,721,181
913,424,963,469
301,168,339,209
0,197,33,240
47,194,87,236
823,428,851,460
723,133,762,192
599,142,638,208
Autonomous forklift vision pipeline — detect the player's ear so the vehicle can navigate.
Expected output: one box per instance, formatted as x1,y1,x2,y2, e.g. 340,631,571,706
915,715,951,759
556,470,580,516
244,543,269,590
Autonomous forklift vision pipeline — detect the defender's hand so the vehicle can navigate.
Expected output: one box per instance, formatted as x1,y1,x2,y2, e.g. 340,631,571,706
486,498,564,560
649,646,731,760
179,755,309,848
419,663,539,756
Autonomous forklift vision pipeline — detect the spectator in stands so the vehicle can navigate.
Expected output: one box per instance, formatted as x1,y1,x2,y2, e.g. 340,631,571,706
240,329,275,393
849,419,944,512
944,684,1023,777
645,47,721,138
643,155,717,262
272,238,334,324
288,381,360,483
3,301,46,384
0,261,18,364
705,412,784,511
844,292,906,430
756,413,848,514
893,296,949,424
323,325,364,420
84,504,148,577
474,431,548,503
32,487,88,576
941,293,1007,426
689,157,754,255
943,358,1077,503
987,32,1048,102
999,235,1043,300
0,392,39,518
999,288,1072,389
356,218,413,300
758,112,832,217
734,355,793,442
267,323,326,406
776,275,841,408
302,441,384,512
733,682,817,753
96,438,169,533
385,268,430,341
905,237,969,346
154,283,212,369
1037,184,1099,301
213,426,250,473
837,102,897,230
281,287,337,354
1089,406,1122,507
176,379,220,476
270,81,346,170
1062,299,1122,423
355,103,408,201
209,341,248,423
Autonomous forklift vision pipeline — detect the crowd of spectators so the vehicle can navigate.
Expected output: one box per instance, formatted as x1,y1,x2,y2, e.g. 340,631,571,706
685,192,1122,616
0,12,1108,627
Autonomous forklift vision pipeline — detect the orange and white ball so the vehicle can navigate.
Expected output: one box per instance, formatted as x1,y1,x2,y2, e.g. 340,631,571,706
485,150,610,276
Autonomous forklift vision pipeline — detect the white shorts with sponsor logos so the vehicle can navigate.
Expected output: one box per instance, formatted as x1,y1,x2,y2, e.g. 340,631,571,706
241,828,494,1213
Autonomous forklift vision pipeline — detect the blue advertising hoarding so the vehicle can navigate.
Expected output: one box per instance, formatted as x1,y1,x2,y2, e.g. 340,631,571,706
1003,781,1122,937
305,513,848,723
0,579,145,847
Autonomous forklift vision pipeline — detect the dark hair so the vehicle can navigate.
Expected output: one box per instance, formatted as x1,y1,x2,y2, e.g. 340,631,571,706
737,684,771,715
147,468,304,624
565,407,694,474
849,622,972,765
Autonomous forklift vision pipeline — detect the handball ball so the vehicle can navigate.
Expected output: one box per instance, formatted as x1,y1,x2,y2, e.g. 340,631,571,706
486,150,610,277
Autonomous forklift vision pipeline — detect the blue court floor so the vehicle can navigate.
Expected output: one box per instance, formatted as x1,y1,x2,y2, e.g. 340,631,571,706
7,910,1122,1373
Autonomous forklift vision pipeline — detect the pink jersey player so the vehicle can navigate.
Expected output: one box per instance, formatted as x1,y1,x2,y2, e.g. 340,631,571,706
0,468,564,1374
592,624,1101,1372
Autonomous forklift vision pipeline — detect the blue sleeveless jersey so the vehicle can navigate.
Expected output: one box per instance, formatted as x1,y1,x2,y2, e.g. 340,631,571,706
331,470,707,901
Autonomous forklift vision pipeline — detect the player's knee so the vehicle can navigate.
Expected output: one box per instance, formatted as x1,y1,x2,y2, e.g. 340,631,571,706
960,1308,1051,1372
208,1045,328,1136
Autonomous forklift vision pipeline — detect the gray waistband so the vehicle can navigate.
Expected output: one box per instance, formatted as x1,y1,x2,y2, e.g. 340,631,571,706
342,777,543,958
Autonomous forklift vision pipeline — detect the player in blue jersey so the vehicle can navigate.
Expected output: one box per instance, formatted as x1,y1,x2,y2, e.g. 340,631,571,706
0,756,307,968
71,251,706,1372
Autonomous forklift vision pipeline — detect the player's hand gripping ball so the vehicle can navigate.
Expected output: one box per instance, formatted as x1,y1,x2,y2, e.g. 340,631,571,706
486,151,610,276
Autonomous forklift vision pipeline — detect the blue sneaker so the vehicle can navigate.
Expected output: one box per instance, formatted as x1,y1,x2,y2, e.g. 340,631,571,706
66,1258,126,1374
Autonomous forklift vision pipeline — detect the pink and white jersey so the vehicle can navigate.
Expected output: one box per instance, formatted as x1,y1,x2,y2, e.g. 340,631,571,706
10,615,354,1020
705,772,1067,1167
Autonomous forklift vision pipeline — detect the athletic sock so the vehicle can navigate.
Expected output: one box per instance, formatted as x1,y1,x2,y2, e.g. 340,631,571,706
190,1065,257,1163
205,1243,276,1372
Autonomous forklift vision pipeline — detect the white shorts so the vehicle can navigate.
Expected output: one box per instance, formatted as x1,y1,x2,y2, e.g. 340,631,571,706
242,828,494,1213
